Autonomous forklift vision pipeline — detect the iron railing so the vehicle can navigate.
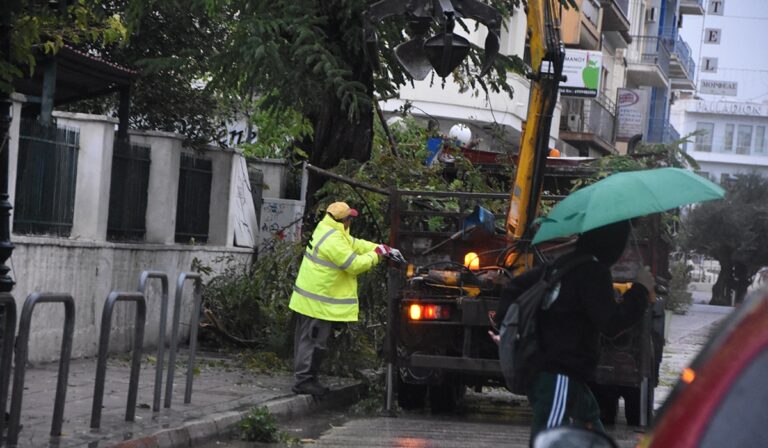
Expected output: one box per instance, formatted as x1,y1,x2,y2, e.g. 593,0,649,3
664,35,696,80
14,119,79,236
647,120,681,144
175,154,212,244
107,140,151,241
626,36,670,75
561,93,617,145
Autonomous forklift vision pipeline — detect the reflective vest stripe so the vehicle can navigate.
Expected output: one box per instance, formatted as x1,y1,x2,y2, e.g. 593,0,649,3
304,252,340,270
313,229,337,256
293,285,358,305
339,253,357,270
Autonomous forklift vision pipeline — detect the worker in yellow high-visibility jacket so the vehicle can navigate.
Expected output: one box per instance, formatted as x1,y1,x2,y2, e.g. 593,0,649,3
289,202,404,395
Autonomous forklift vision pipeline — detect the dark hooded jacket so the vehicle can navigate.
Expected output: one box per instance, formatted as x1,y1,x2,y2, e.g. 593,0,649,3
499,221,649,383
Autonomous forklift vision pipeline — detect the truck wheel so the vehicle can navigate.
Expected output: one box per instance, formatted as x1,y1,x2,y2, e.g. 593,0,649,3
428,380,465,413
397,378,428,410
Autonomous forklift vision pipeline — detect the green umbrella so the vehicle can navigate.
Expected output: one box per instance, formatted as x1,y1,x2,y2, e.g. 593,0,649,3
532,167,725,245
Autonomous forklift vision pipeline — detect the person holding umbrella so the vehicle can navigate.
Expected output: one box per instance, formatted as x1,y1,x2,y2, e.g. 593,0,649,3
522,220,656,443
520,168,725,443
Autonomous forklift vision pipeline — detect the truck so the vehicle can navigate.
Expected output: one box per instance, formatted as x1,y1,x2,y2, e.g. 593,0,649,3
378,0,667,426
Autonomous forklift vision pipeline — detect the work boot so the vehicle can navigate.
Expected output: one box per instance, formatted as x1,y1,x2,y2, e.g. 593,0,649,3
292,380,329,396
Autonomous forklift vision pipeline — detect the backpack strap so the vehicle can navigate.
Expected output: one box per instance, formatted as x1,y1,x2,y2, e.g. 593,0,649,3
546,253,595,285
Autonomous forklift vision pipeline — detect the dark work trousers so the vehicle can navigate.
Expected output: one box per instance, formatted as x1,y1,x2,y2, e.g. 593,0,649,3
293,312,333,387
528,372,605,446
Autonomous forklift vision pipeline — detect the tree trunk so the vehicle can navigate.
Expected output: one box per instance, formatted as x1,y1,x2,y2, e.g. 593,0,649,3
710,261,733,306
304,62,374,217
733,262,751,305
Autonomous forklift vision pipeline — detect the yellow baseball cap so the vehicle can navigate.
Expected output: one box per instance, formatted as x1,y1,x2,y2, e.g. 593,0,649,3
327,202,359,220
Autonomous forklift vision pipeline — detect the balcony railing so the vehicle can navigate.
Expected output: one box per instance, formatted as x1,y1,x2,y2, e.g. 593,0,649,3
665,35,696,80
561,93,617,145
626,36,670,74
647,120,680,144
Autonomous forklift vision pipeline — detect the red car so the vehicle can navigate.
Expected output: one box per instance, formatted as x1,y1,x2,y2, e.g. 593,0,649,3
641,287,768,447
534,288,768,448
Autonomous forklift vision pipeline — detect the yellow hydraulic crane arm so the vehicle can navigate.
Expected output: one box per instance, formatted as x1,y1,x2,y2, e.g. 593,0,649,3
505,0,566,269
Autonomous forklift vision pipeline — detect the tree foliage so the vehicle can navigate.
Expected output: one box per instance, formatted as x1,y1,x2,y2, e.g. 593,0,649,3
66,1,234,144
1,0,127,94
683,172,768,305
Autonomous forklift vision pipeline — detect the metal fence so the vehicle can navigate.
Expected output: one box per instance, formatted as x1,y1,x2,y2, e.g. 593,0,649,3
561,93,617,145
647,120,681,144
107,140,151,241
175,154,212,244
665,35,696,80
14,119,79,236
626,36,670,75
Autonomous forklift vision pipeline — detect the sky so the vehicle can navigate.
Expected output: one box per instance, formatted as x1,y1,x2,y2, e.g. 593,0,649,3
678,0,768,102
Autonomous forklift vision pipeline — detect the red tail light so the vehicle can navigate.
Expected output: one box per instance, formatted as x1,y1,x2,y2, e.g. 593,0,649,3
408,303,450,321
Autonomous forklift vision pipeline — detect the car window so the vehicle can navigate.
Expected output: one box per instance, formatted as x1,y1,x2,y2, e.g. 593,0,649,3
700,349,768,448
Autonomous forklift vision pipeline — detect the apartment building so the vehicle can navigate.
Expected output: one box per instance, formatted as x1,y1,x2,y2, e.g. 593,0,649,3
670,97,768,181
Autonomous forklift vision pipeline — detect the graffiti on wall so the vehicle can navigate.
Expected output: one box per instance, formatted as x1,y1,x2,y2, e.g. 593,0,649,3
259,199,304,252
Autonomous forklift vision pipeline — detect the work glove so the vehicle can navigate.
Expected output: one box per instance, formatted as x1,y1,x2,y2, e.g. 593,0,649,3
634,266,657,303
375,244,407,264
375,244,392,257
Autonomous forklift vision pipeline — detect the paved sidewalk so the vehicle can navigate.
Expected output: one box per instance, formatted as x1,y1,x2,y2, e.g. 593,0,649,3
7,351,363,448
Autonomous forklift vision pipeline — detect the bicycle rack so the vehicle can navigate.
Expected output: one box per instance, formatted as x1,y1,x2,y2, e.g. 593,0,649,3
0,293,17,439
90,291,147,429
7,293,75,445
164,272,202,407
138,271,169,412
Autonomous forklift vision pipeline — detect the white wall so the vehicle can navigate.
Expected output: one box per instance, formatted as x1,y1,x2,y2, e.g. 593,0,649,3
6,99,261,362
10,237,251,362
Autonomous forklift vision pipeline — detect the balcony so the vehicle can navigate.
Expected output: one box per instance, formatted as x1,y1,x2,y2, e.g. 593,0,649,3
561,0,601,50
559,94,617,155
679,0,705,16
647,119,681,144
601,0,631,48
665,36,696,91
625,36,670,88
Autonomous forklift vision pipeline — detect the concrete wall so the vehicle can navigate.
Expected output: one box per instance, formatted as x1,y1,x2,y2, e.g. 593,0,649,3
10,236,251,362
6,100,260,362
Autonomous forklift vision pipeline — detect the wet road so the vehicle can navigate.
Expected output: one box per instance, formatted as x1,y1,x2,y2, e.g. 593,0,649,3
201,302,729,448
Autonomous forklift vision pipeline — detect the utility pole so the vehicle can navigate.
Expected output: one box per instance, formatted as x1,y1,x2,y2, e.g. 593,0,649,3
0,0,17,293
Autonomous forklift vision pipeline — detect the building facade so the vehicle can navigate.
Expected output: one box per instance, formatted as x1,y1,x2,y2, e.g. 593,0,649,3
381,0,702,158
670,98,768,181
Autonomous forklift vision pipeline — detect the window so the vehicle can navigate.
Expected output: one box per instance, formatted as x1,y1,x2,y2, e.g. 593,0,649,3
14,119,79,236
700,350,768,448
107,140,151,241
694,122,714,152
736,125,752,155
175,154,212,244
723,124,734,152
755,126,766,154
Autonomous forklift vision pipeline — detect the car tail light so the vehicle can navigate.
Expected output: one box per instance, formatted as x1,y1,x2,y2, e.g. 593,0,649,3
408,303,451,321
681,367,696,384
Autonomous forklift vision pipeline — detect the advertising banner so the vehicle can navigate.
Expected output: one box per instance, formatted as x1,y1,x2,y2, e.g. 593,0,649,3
616,88,649,140
561,49,602,97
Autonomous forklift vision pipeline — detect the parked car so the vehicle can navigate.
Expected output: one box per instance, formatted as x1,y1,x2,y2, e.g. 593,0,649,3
534,286,768,448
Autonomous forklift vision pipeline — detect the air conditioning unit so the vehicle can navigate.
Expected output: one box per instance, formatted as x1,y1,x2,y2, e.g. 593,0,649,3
645,7,658,22
566,114,582,132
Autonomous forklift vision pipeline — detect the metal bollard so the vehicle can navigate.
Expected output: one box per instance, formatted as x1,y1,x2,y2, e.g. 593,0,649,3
90,291,147,429
164,272,202,408
0,293,16,438
7,293,75,445
138,271,169,412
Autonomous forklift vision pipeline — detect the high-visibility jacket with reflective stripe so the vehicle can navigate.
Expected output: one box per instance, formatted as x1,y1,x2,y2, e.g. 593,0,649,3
289,215,380,322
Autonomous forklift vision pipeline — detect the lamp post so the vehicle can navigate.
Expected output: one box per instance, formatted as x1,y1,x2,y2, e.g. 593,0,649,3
0,1,16,293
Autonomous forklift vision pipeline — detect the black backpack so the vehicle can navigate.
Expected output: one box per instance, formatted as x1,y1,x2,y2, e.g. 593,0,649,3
498,254,593,395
